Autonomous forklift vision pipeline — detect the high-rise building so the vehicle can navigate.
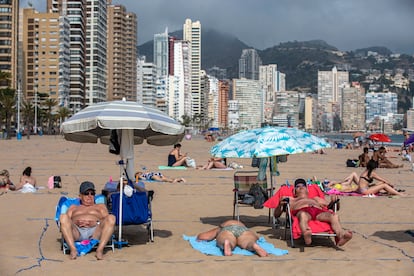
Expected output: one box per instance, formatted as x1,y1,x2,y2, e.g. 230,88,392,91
317,66,349,131
232,78,263,129
207,75,219,128
239,49,262,80
0,0,18,89
48,0,87,113
107,2,137,101
153,28,169,78
137,56,156,107
183,19,201,118
341,83,365,131
259,64,277,122
169,39,191,120
21,8,70,106
85,0,107,105
365,92,397,123
218,80,230,129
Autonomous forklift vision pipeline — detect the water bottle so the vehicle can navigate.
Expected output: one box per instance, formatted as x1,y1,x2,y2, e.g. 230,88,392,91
286,179,290,187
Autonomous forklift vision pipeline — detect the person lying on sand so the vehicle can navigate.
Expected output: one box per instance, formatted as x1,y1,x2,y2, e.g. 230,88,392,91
196,220,268,257
135,171,186,183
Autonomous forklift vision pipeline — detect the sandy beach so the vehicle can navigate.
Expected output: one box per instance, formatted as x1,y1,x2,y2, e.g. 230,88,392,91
0,135,413,275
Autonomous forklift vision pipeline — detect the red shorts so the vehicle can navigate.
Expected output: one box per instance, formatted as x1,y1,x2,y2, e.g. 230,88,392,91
292,206,331,220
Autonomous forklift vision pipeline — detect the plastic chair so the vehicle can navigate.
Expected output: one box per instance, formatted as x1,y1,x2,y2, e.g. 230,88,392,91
233,170,271,221
54,195,115,255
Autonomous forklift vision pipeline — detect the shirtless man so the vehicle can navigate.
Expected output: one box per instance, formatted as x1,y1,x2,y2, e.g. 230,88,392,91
196,220,268,257
59,181,115,260
280,178,352,246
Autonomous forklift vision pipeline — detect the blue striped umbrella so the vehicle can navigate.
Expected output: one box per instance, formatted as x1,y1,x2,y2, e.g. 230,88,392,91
61,100,185,179
210,127,330,158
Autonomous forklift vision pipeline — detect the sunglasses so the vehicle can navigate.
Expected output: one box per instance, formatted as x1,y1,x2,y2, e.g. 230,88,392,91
82,190,96,196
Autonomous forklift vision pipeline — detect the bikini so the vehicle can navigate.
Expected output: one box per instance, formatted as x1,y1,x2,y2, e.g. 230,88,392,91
219,225,248,238
358,175,373,193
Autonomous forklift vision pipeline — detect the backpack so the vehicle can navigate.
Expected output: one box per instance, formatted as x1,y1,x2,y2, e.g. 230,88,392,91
248,183,268,209
346,159,359,167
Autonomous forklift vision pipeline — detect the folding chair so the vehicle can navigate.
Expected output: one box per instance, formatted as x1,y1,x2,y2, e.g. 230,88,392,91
54,195,115,255
233,170,271,221
109,189,154,246
284,197,339,249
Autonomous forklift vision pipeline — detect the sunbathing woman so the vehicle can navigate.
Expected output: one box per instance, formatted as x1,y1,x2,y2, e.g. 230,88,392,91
167,143,188,167
357,159,406,196
135,171,185,183
327,172,360,192
17,166,37,190
196,220,268,257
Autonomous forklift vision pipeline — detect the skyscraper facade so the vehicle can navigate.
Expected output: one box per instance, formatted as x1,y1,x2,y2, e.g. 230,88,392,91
341,83,365,131
153,28,169,78
232,78,263,129
85,0,107,105
48,0,87,113
317,66,349,131
107,3,137,101
365,92,397,123
0,0,18,89
239,49,262,80
22,8,70,106
183,19,201,118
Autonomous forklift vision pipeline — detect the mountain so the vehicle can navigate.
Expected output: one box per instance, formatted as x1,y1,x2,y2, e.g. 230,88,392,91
138,29,250,78
138,28,414,94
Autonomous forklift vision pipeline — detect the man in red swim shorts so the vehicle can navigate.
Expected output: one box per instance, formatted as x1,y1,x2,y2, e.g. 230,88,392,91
282,178,352,246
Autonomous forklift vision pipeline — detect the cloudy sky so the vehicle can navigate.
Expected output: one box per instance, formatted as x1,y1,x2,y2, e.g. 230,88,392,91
23,0,414,54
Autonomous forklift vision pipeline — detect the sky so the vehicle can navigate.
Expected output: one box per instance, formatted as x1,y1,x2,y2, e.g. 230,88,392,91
22,0,414,54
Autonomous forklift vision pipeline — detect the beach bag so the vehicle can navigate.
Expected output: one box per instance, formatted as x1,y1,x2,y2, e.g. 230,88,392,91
186,157,196,168
346,159,359,167
248,184,268,209
251,157,260,168
48,175,62,189
54,176,62,188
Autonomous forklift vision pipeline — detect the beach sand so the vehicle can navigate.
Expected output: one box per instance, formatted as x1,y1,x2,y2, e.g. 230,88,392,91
0,136,413,275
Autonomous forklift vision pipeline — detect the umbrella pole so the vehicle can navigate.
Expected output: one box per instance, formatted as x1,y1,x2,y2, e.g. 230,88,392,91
118,174,123,245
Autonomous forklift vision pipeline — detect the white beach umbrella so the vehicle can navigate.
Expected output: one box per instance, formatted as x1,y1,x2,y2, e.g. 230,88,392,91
61,99,185,244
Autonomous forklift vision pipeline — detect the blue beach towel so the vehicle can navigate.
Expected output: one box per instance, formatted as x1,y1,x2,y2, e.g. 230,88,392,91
183,235,288,256
75,239,99,256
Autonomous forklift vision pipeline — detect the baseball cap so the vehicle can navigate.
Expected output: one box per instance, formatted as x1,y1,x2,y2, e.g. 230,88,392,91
79,181,96,194
294,178,307,188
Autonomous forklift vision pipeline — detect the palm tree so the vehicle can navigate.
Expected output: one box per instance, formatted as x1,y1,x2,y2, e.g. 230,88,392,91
21,100,34,136
0,88,16,139
56,106,71,133
44,98,57,134
0,70,11,88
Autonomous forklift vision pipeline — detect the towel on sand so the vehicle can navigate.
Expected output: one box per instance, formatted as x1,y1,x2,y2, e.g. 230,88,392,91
183,235,288,256
158,166,187,170
75,239,99,256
